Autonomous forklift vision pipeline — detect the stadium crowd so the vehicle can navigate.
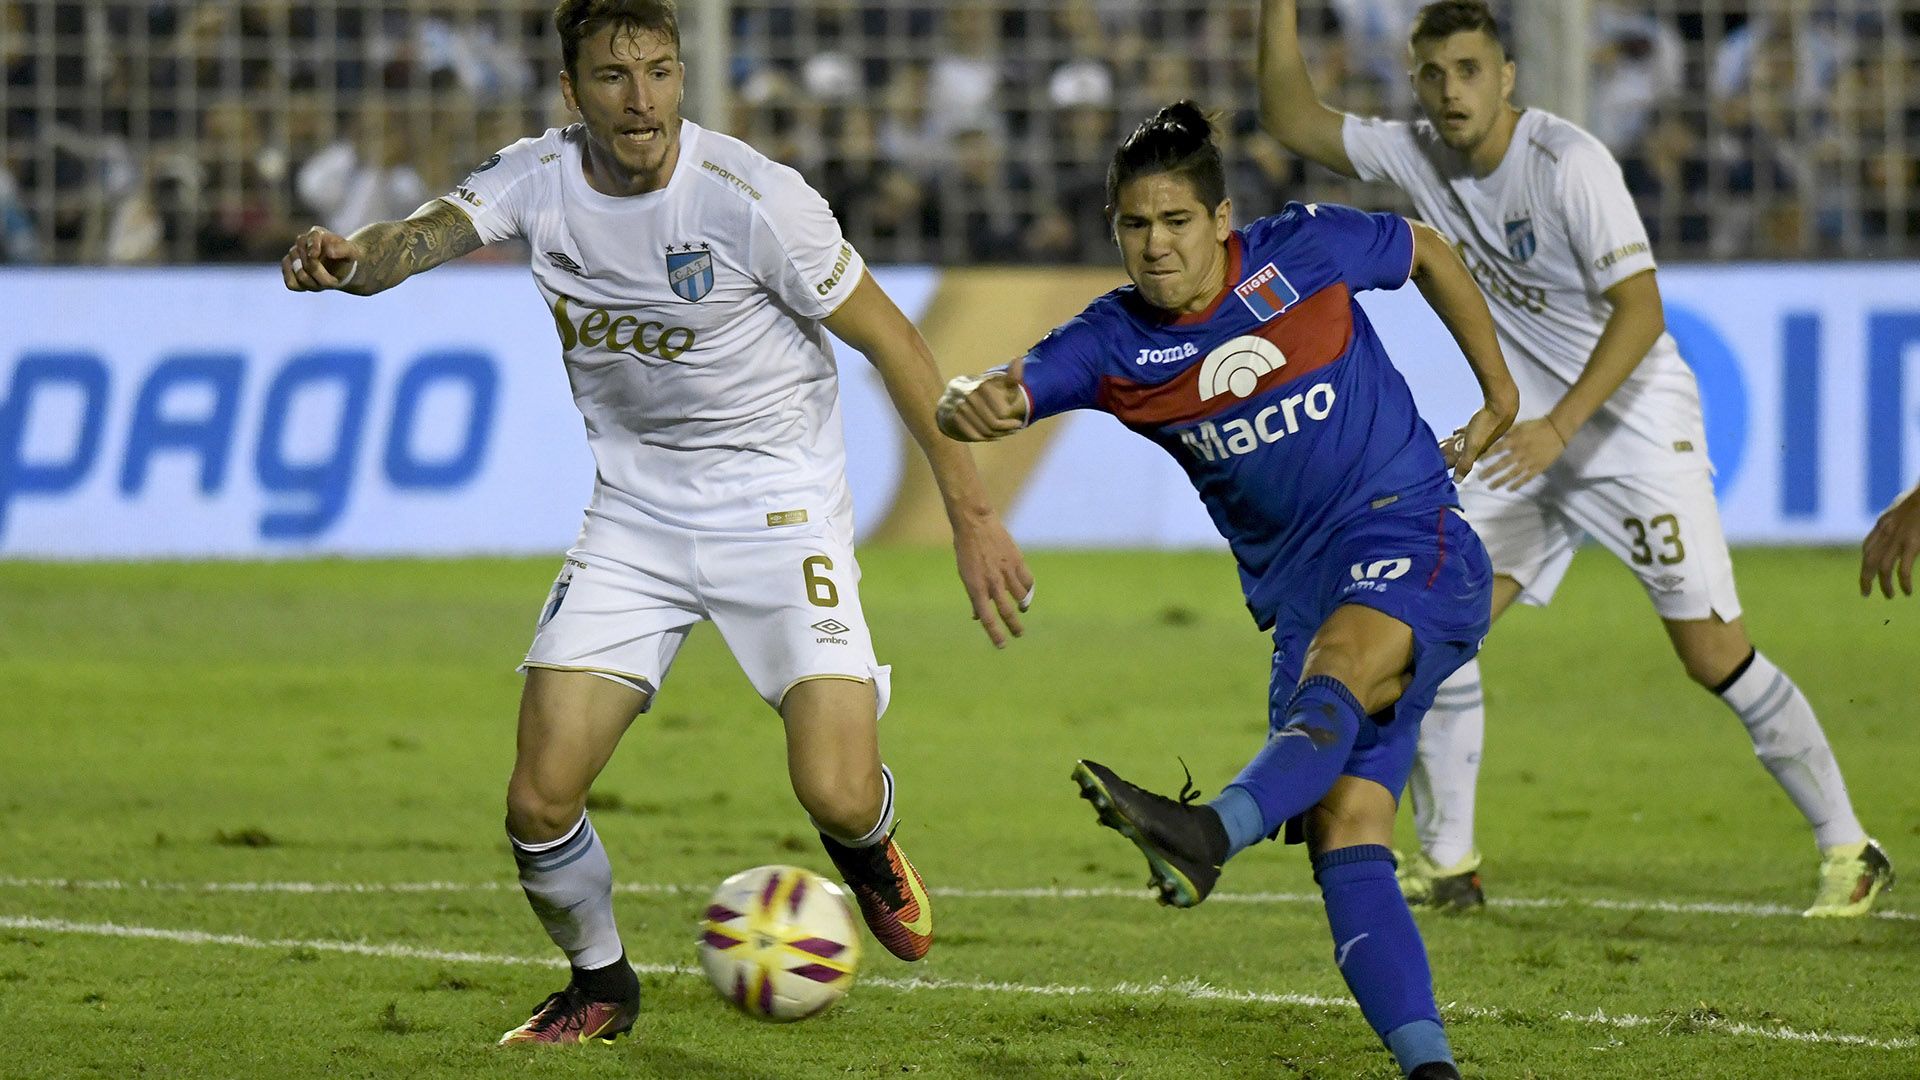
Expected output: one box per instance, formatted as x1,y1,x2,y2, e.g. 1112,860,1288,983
3,0,1917,265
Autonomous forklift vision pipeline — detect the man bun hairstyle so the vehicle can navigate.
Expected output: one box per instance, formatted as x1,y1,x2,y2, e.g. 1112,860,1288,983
1106,100,1228,215
556,0,680,77
1410,0,1506,53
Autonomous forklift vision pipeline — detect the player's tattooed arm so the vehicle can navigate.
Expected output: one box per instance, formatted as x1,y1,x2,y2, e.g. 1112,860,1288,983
281,201,482,296
339,202,484,295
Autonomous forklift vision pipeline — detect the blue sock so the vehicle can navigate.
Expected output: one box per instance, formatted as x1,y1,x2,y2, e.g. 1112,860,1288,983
1386,1020,1452,1076
1208,675,1362,857
1314,845,1450,1072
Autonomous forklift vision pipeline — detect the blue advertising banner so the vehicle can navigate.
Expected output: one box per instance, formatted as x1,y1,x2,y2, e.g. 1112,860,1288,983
1,263,1915,558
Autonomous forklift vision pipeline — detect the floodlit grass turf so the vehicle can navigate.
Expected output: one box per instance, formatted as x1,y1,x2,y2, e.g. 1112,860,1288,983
0,548,1914,1079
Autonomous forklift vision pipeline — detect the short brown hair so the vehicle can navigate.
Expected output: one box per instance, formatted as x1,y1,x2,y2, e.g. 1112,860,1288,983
1410,0,1505,52
555,0,680,77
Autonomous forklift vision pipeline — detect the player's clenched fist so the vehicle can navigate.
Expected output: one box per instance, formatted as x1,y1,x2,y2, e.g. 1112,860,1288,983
281,225,362,292
937,354,1028,442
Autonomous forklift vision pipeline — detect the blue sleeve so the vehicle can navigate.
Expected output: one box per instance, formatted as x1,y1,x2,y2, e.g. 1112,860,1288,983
1016,312,1106,422
1307,203,1415,294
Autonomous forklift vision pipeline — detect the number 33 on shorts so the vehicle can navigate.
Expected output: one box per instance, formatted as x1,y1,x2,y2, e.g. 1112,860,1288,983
1622,513,1686,566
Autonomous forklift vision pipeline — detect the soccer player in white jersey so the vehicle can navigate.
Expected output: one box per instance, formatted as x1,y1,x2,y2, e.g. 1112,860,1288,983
1256,0,1892,916
282,0,1034,1045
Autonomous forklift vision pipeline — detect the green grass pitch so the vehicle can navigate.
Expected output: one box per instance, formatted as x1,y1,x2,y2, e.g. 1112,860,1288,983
0,547,1914,1078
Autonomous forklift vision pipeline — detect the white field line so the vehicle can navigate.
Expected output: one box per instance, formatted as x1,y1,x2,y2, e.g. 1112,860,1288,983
1,875,1913,923
0,913,1912,1053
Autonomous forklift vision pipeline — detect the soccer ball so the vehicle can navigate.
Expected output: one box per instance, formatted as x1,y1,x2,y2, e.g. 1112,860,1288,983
697,864,861,1022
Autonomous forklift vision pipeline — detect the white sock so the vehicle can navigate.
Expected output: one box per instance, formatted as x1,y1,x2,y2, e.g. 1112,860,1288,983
818,764,896,849
1716,651,1866,851
1411,659,1485,869
510,813,624,970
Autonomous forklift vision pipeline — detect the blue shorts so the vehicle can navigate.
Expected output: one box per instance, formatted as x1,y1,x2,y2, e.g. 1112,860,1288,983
1265,505,1492,802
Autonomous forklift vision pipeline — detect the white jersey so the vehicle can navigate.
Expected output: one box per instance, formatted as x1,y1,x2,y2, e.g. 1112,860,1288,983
1343,109,1706,479
441,120,867,531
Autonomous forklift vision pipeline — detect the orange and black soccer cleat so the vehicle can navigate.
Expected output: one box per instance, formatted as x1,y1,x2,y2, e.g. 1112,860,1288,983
497,983,639,1046
820,829,934,961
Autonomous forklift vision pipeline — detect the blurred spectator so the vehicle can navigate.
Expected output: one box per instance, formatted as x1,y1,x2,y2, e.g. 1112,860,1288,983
0,164,39,263
1590,1,1684,156
1326,0,1429,116
877,63,941,178
104,169,164,265
194,100,297,261
296,107,428,236
3,0,1919,264
1713,8,1846,112
1225,120,1298,223
929,124,1032,262
1621,113,1711,250
926,7,1003,141
1708,10,1853,256
418,6,535,98
822,106,935,256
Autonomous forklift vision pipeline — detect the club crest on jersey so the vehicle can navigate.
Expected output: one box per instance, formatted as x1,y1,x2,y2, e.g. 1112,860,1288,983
665,242,715,302
1233,263,1300,323
1505,216,1536,263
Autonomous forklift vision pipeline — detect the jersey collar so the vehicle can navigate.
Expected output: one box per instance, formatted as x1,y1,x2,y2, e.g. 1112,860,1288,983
567,120,700,209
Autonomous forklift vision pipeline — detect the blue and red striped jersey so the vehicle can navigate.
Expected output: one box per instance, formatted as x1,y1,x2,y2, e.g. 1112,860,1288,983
1019,202,1458,628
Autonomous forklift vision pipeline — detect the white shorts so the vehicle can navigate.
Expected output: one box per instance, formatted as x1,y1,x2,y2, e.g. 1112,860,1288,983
1458,468,1742,622
521,507,890,716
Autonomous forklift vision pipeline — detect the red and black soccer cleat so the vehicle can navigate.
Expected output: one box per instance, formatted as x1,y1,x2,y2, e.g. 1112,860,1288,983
497,984,639,1046
820,829,934,961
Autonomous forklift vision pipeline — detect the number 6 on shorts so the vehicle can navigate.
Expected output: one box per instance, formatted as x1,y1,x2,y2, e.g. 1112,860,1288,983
803,555,839,607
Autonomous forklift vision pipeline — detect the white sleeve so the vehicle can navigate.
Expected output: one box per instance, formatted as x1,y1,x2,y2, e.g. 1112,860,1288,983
437,141,538,245
1340,113,1423,188
1558,139,1658,294
746,165,865,319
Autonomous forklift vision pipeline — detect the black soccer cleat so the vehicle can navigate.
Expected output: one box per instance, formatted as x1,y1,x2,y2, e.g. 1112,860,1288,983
1407,1061,1464,1080
1072,759,1228,908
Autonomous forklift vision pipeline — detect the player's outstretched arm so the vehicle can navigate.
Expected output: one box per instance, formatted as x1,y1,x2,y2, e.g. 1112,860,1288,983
1408,221,1516,480
1481,269,1667,491
280,201,482,297
823,274,1035,648
935,354,1027,444
1258,0,1360,178
1861,482,1920,598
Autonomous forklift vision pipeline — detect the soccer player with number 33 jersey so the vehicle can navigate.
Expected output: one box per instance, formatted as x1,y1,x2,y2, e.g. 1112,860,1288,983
1256,0,1891,917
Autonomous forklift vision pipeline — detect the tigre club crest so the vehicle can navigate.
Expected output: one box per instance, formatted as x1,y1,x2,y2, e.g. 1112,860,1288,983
665,242,715,302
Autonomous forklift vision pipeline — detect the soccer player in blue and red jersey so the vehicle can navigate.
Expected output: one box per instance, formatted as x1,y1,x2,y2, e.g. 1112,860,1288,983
939,102,1516,1080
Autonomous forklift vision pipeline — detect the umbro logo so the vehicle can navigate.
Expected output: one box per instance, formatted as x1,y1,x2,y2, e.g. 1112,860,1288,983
545,251,586,276
811,619,850,635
